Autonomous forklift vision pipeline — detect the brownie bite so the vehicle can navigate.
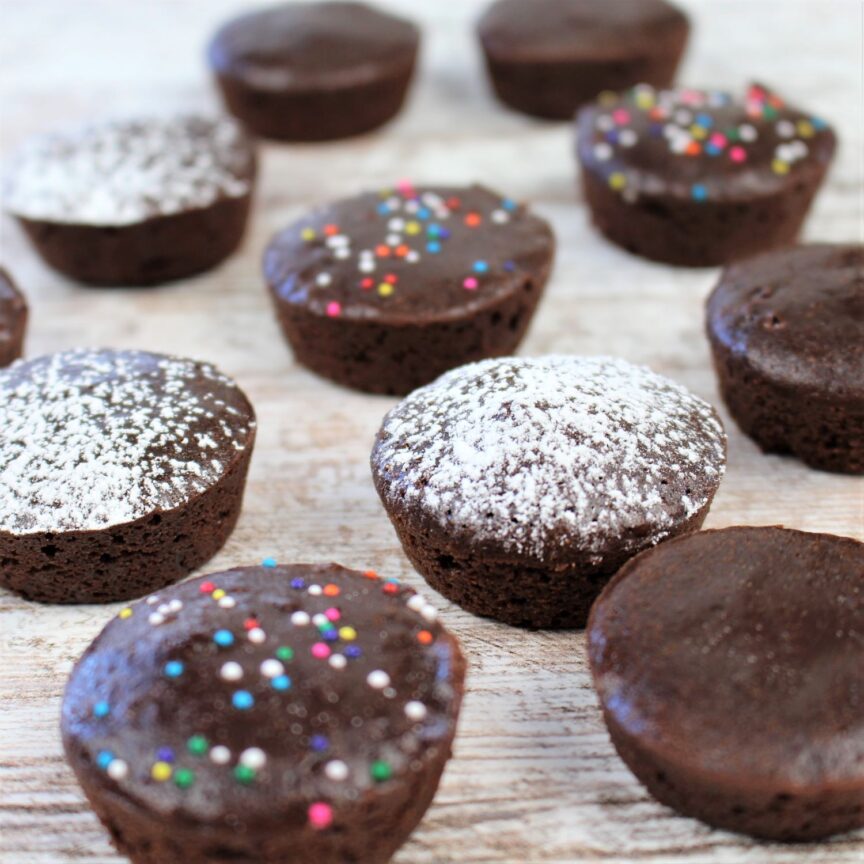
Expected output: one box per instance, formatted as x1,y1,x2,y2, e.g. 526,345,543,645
61,563,465,864
707,243,864,474
0,349,256,603
207,2,420,141
576,83,836,265
2,115,256,285
477,0,689,120
0,267,27,366
264,182,555,395
588,526,864,841
372,355,726,628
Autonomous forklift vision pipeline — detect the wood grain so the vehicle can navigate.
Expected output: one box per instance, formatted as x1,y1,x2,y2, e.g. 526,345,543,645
0,0,862,861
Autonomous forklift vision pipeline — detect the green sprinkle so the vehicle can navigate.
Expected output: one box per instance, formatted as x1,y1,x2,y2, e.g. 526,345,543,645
370,760,392,783
174,768,195,789
187,735,208,756
234,764,256,784
276,646,294,662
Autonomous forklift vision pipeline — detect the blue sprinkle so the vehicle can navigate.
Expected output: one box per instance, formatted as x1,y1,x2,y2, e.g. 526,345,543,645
214,629,234,647
377,203,390,215
233,690,254,710
322,628,339,642
427,241,441,254
605,130,619,144
261,557,277,568
290,577,306,589
696,113,713,128
705,143,721,157
93,700,110,718
811,116,827,130
427,224,440,237
417,207,430,219
97,750,114,770
502,198,517,211
310,735,329,752
272,675,292,691
691,184,708,202
473,260,490,274
157,747,175,763
164,660,184,678
345,645,363,659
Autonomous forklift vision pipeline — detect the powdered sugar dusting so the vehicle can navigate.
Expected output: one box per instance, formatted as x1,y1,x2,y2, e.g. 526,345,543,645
2,115,254,225
0,349,255,534
373,356,726,560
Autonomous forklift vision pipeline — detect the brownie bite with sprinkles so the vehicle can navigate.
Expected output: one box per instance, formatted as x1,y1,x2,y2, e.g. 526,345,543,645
61,563,465,864
264,182,555,395
576,83,836,265
0,349,256,603
2,114,255,285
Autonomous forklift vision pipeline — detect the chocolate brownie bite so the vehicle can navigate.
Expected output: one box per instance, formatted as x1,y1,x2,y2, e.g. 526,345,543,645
372,355,726,628
576,83,837,265
207,2,420,141
2,115,255,285
0,349,256,603
707,243,864,474
0,267,27,367
588,526,864,841
477,0,689,120
264,182,555,395
61,563,465,864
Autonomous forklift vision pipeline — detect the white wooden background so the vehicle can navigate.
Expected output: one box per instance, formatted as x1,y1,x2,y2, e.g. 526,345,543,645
1,1,862,862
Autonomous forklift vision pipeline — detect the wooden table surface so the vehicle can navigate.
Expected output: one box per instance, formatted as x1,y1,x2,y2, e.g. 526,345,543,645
1,1,862,862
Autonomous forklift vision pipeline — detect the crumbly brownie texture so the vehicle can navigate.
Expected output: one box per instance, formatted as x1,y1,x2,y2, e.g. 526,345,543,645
372,355,726,628
588,526,864,841
707,243,864,474
477,0,689,120
2,115,255,285
62,563,465,864
208,2,419,141
265,182,555,395
0,267,27,367
576,83,836,266
0,349,256,603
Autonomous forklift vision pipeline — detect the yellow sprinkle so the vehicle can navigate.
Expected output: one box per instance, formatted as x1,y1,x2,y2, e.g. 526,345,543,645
119,608,133,619
300,228,316,241
635,92,655,110
598,90,618,106
212,589,226,600
608,172,627,191
797,120,814,138
690,124,708,140
339,626,357,642
772,159,790,175
405,221,421,235
151,762,172,782
377,283,394,297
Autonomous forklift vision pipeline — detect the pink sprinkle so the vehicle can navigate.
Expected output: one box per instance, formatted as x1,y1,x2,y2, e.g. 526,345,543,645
326,301,341,318
308,802,333,830
710,132,727,147
463,277,479,291
396,179,416,198
729,146,747,163
612,109,630,125
325,607,341,622
311,642,331,659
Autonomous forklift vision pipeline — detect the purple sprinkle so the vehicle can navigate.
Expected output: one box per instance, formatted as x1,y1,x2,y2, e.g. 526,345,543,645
322,629,339,642
438,228,451,239
310,735,329,752
157,747,175,763
504,261,516,272
291,578,306,590
345,645,362,659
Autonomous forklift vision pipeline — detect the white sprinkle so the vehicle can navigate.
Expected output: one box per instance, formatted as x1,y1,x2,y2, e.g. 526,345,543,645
210,745,231,764
491,208,510,223
260,659,284,678
325,759,349,781
239,747,267,770
220,661,243,681
312,613,329,627
619,129,638,147
421,604,438,622
776,119,796,138
593,142,613,161
218,596,236,609
148,613,165,626
407,594,426,612
739,124,758,142
308,585,323,597
405,251,420,263
405,701,428,721
248,627,266,644
291,611,310,626
316,273,332,287
367,670,391,689
107,759,128,780
329,654,347,670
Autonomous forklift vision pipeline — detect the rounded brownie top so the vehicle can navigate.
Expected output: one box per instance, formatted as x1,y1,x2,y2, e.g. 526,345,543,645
2,115,255,226
264,182,555,322
707,243,864,400
0,267,27,343
208,1,419,90
577,82,836,205
0,349,255,535
588,527,864,786
372,355,726,565
478,0,688,61
61,563,464,831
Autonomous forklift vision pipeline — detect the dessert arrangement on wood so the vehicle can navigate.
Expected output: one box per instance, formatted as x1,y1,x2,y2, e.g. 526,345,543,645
1,0,861,862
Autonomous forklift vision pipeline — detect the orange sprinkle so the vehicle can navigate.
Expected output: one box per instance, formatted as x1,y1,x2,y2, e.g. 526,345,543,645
375,245,391,257
685,141,702,156
324,224,339,236
464,212,482,227
395,245,409,257
417,630,434,645
323,584,340,597
363,570,379,580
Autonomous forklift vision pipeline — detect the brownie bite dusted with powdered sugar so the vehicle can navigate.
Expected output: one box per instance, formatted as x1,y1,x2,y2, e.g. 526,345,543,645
2,115,256,285
0,267,27,367
62,563,465,864
576,83,836,265
372,355,726,628
0,349,256,603
264,182,555,394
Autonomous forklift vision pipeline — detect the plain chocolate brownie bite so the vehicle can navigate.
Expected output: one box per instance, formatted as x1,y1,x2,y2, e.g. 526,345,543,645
372,355,726,628
207,2,420,141
707,243,864,474
0,349,256,603
576,83,836,265
264,182,555,395
61,563,465,864
477,0,689,120
2,115,255,285
588,526,864,841
0,267,27,367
